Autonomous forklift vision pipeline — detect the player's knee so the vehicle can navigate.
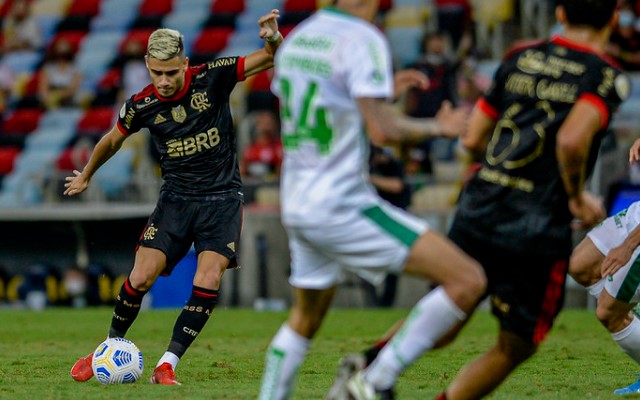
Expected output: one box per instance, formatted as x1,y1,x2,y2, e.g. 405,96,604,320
128,271,156,291
595,304,630,332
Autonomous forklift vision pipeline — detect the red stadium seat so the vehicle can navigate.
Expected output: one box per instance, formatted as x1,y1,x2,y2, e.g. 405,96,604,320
283,0,317,13
67,0,102,17
23,71,40,97
0,146,21,175
0,1,15,18
1,109,43,134
279,25,296,38
138,0,173,16
379,0,392,12
76,107,116,135
97,68,122,91
192,27,234,55
48,31,87,54
212,0,245,14
56,147,91,171
119,29,154,54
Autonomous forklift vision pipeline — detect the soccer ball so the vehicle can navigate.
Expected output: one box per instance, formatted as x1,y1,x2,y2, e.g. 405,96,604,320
91,337,144,384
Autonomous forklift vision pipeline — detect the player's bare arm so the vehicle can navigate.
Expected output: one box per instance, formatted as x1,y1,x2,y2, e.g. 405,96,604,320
63,125,127,196
357,98,468,146
556,100,606,228
244,9,282,77
460,106,495,160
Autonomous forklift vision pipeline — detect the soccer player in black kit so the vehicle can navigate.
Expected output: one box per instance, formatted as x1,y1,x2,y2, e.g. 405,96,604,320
65,10,282,385
332,1,632,399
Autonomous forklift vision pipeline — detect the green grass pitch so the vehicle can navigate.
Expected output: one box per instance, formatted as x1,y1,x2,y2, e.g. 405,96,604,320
0,307,635,399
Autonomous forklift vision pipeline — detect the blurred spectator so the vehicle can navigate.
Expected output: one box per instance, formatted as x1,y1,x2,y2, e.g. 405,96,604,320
116,39,150,103
0,53,14,115
37,39,82,109
241,110,283,178
403,31,460,175
2,0,43,52
405,31,459,118
606,0,640,70
436,0,472,48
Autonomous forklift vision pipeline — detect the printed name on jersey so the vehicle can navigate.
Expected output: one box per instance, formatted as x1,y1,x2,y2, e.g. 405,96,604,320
516,50,586,77
123,107,136,130
505,73,578,103
207,57,236,70
171,105,187,123
190,92,211,112
166,127,221,157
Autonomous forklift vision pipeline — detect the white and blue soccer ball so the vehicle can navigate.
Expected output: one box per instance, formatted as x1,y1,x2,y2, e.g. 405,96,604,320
91,337,144,384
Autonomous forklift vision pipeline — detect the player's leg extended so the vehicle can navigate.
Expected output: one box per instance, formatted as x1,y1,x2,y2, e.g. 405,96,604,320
111,246,166,337
71,246,165,382
259,286,336,400
441,330,536,400
152,250,228,385
360,230,486,393
569,235,606,294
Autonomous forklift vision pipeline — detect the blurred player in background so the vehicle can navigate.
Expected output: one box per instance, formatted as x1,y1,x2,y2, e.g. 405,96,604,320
65,10,282,385
570,137,640,395
257,0,487,399
334,0,628,398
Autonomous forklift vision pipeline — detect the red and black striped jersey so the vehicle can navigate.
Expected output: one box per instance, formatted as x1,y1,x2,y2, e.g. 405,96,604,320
454,36,630,257
117,56,246,197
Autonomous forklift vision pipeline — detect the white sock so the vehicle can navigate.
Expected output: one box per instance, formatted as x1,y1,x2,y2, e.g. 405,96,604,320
365,286,466,390
259,324,311,400
587,279,605,298
613,316,640,365
156,352,180,370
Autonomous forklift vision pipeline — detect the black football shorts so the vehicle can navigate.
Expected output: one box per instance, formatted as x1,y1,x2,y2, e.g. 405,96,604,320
138,191,243,275
449,225,568,345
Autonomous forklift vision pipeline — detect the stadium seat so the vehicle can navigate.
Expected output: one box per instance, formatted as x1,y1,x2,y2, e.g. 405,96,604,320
66,0,102,17
283,0,316,13
212,0,245,14
76,107,116,136
47,31,87,54
1,109,43,135
0,147,21,175
192,27,234,56
1,50,42,74
138,0,173,17
118,29,154,54
55,15,92,32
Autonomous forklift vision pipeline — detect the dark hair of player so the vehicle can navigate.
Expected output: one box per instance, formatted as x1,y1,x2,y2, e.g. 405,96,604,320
558,0,617,29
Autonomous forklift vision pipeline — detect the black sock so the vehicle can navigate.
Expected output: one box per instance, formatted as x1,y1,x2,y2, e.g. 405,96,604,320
109,277,147,338
167,286,219,358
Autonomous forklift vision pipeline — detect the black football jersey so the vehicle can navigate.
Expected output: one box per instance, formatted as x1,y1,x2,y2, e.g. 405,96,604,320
453,36,630,256
117,57,246,197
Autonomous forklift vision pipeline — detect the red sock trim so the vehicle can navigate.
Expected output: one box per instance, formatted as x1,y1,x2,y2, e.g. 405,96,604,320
124,278,145,296
192,286,218,299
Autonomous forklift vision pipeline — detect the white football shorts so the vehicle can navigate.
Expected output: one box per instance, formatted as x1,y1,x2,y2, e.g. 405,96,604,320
285,201,429,290
588,201,640,303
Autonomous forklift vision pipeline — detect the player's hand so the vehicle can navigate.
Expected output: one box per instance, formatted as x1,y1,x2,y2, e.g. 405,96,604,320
601,242,635,278
258,9,280,40
393,69,429,100
629,138,640,163
64,169,89,196
435,100,469,138
568,191,605,230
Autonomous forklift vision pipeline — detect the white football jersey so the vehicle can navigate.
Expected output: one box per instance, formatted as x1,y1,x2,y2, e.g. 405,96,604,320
272,8,394,226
